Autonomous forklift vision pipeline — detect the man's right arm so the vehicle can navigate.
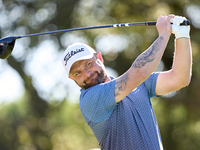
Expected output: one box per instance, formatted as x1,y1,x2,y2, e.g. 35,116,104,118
114,15,174,103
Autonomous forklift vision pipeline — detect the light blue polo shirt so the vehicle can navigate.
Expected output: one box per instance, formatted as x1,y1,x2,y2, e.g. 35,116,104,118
80,72,163,150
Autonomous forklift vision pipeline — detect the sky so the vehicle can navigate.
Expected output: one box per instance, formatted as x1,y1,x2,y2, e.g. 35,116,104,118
0,60,24,103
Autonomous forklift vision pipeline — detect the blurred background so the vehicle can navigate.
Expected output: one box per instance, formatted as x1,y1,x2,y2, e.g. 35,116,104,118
0,0,200,149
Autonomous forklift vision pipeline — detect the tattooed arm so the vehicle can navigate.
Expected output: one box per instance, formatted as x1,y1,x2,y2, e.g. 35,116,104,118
114,15,174,103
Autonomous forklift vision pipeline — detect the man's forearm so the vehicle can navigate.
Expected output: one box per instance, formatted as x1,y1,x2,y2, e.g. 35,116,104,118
131,34,169,77
172,38,192,85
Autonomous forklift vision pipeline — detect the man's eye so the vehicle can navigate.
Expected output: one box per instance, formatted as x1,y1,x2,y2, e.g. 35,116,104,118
87,62,91,66
75,71,81,76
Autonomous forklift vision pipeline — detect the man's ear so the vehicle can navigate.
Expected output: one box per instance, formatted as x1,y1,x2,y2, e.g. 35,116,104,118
96,51,104,63
68,76,74,80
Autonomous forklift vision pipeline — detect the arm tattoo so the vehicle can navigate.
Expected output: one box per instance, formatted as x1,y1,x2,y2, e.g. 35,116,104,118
115,74,130,97
114,36,164,97
132,36,164,68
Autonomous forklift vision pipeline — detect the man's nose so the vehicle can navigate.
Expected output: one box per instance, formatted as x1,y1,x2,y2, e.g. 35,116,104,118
83,68,91,77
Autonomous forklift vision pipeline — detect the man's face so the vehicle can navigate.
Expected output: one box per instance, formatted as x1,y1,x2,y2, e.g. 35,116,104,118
69,53,108,89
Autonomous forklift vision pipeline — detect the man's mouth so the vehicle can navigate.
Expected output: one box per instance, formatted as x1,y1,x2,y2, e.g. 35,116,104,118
85,72,97,84
81,70,106,89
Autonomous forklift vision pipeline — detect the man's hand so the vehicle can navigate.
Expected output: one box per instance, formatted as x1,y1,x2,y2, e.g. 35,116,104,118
156,14,175,37
171,16,190,39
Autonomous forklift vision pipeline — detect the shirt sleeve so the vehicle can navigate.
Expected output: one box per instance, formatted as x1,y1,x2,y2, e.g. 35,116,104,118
80,79,117,124
143,72,160,98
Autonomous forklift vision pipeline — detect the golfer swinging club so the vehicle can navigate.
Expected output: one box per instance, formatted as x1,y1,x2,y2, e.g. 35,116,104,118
62,14,192,149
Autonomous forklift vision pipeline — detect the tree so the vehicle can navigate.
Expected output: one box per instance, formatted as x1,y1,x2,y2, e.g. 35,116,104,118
0,0,200,149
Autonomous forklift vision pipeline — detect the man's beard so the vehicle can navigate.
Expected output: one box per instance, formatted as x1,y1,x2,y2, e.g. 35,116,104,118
80,70,107,89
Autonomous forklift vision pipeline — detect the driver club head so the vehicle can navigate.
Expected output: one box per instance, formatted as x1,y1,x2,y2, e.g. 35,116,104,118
0,36,20,59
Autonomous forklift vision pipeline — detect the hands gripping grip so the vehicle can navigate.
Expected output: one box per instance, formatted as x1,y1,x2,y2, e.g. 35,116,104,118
146,20,190,26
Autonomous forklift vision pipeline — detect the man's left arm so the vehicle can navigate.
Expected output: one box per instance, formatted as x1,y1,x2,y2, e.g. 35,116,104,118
155,16,192,96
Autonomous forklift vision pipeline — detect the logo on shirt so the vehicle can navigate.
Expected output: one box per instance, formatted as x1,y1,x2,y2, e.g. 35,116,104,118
63,48,85,66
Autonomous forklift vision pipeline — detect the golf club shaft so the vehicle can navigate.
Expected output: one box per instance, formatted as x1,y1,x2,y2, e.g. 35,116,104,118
0,20,190,59
19,20,190,39
20,22,152,38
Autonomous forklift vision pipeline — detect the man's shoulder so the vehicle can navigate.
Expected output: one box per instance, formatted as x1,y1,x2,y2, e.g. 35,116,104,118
80,79,116,105
80,83,101,95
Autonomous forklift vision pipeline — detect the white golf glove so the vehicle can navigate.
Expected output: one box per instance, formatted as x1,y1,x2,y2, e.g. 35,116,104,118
171,16,190,39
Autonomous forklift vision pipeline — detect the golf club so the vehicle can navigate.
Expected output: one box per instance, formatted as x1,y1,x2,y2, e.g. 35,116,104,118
0,20,190,59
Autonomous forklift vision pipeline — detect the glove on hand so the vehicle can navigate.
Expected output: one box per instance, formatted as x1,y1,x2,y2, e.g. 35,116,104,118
171,16,190,39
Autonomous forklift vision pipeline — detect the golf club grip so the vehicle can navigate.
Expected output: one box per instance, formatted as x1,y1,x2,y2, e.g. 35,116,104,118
146,20,190,26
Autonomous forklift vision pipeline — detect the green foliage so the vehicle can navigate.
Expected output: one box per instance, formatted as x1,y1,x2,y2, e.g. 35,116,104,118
1,0,200,149
152,97,200,150
0,99,99,150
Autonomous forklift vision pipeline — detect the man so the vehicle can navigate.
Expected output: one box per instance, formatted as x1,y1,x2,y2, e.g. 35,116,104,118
62,15,192,149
